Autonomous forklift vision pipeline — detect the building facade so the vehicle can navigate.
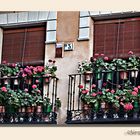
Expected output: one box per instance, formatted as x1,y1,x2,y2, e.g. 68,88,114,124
0,11,140,125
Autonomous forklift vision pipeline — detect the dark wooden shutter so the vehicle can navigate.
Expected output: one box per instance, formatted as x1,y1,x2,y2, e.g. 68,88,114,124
94,17,140,58
2,26,46,65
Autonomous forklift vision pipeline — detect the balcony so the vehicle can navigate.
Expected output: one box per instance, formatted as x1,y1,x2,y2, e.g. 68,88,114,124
0,64,59,124
66,70,140,124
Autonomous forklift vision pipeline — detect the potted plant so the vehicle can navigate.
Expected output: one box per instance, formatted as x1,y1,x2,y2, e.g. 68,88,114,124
0,87,6,113
78,60,93,82
127,51,140,78
112,58,128,80
42,97,52,122
44,59,57,83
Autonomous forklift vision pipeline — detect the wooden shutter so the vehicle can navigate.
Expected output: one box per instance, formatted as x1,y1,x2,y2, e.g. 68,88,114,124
2,26,46,65
94,17,140,58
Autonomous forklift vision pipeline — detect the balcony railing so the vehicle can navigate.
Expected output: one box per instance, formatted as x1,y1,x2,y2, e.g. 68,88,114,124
66,70,140,124
0,75,59,124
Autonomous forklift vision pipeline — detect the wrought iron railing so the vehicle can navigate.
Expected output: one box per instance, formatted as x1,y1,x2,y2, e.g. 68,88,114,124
66,70,140,124
0,75,59,124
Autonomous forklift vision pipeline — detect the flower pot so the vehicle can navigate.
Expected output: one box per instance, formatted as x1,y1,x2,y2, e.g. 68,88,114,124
84,71,92,82
3,76,10,85
26,106,34,113
120,71,128,80
0,106,5,113
45,77,51,84
25,78,32,85
14,79,19,85
36,106,42,113
19,107,26,113
131,70,138,78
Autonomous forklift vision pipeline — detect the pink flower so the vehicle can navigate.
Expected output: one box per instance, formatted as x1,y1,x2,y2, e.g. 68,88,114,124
1,87,7,92
94,53,99,57
32,84,37,89
106,89,110,92
37,90,41,94
93,58,97,61
115,96,120,99
138,86,140,89
120,102,124,106
104,56,109,61
97,91,102,94
91,84,96,88
79,85,84,89
2,60,6,64
124,103,133,111
128,51,133,55
11,63,16,67
103,83,107,87
81,90,89,94
100,53,104,56
24,88,28,92
134,87,138,93
22,73,27,77
132,91,137,96
111,89,115,94
91,93,97,97
35,80,40,84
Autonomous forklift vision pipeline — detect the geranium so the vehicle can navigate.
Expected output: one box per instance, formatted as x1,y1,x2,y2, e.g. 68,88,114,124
104,56,109,61
133,87,138,93
124,103,133,111
1,87,7,92
24,88,28,92
128,51,134,55
78,85,84,89
91,84,96,88
131,91,137,96
111,89,115,94
91,93,97,97
81,89,89,94
32,84,37,89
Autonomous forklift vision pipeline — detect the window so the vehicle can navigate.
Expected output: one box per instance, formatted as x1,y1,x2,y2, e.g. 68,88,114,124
94,17,140,58
2,25,46,65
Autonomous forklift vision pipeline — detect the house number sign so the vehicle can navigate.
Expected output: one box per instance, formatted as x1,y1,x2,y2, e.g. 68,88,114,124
64,43,74,51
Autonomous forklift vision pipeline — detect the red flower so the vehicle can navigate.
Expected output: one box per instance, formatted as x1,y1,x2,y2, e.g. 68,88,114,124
111,89,115,94
35,80,40,84
132,91,137,96
134,87,138,93
32,84,37,89
91,84,96,88
81,90,89,94
91,93,97,97
1,87,7,92
128,51,133,55
79,85,84,89
124,103,133,111
138,86,140,89
104,56,109,61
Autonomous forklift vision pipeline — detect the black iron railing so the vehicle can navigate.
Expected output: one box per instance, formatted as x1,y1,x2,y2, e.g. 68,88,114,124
66,70,140,124
0,76,59,124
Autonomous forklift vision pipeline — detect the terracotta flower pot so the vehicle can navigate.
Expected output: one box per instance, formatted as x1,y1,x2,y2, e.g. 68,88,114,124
27,106,34,113
120,71,128,80
0,106,5,113
84,71,92,82
36,106,42,113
